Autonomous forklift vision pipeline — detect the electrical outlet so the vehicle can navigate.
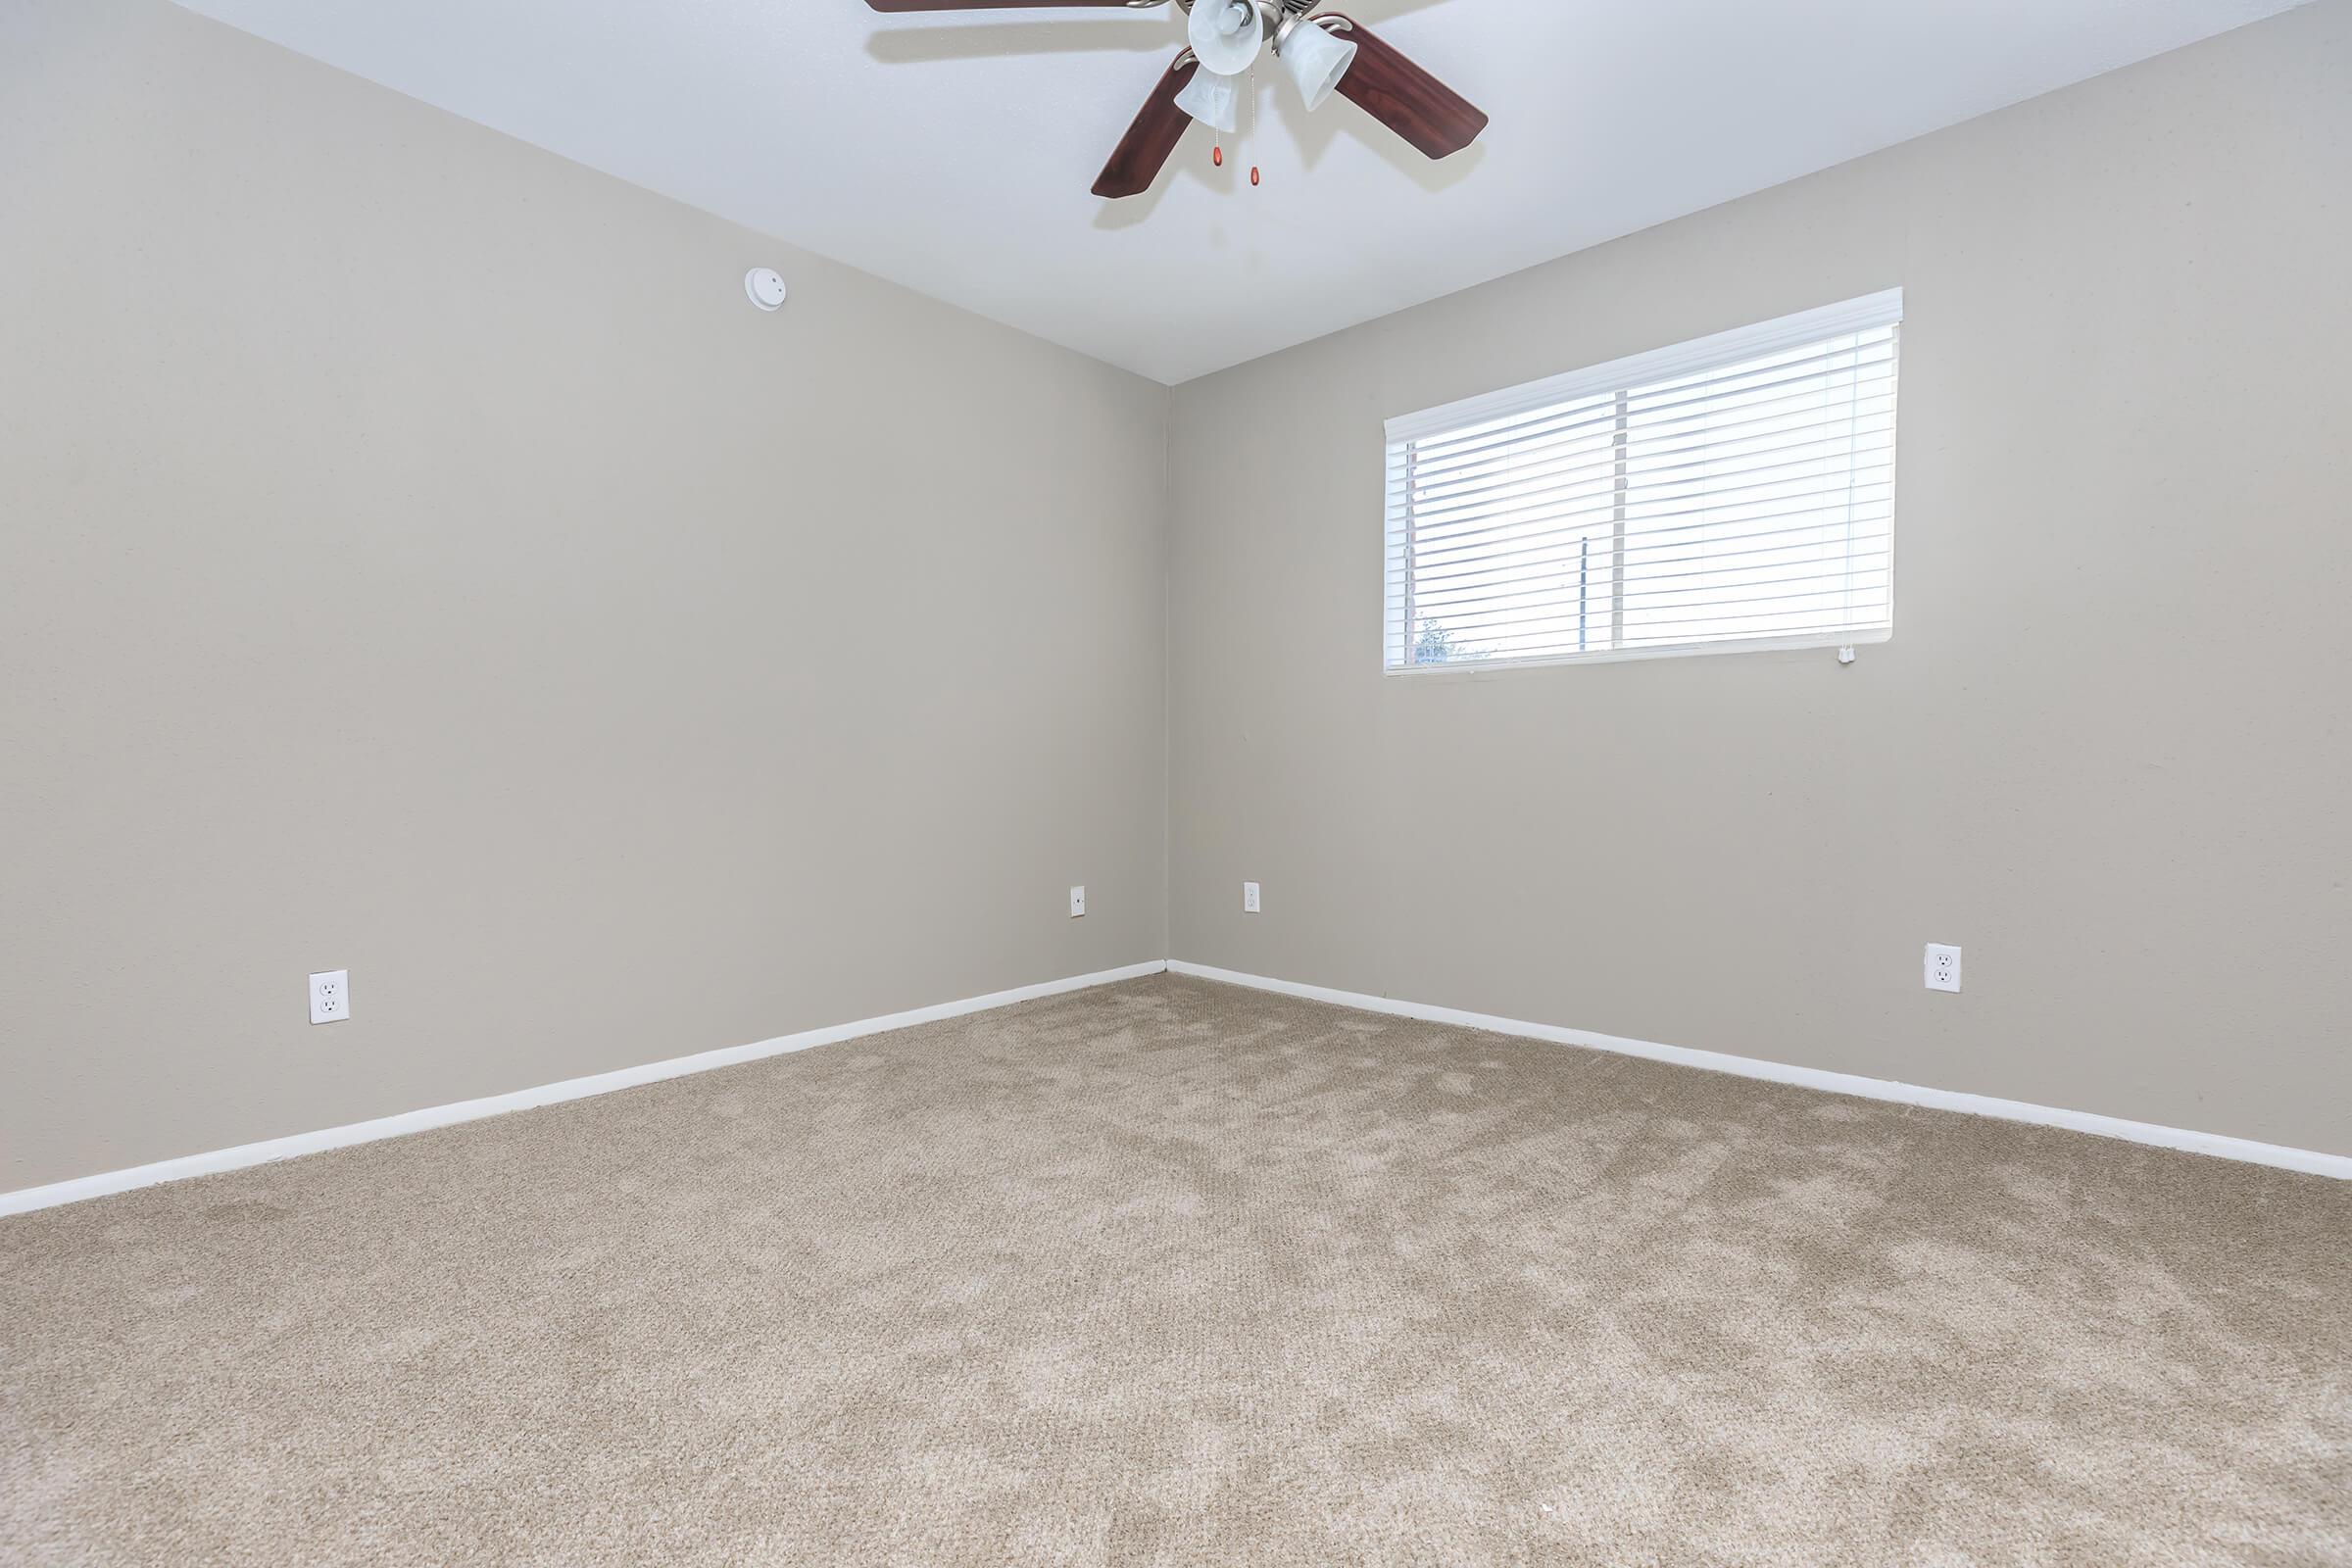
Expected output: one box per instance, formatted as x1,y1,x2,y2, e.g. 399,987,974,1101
309,969,350,1024
1925,945,1961,994
1243,881,1261,914
1069,885,1086,918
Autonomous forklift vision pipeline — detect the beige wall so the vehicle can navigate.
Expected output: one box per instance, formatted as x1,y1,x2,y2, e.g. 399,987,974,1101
0,0,1170,1191
1168,1,2352,1155
7,0,2346,1196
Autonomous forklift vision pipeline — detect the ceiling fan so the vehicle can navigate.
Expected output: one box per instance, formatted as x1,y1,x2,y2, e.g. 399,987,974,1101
862,0,1490,198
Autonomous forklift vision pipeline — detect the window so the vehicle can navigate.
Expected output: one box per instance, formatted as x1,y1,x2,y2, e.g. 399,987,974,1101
1383,291,1902,671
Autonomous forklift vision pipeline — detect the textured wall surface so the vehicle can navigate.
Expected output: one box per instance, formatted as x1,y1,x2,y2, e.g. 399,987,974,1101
0,0,1170,1191
1168,1,2352,1154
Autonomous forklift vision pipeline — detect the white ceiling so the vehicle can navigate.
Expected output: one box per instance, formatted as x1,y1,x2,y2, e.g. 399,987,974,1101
177,0,2300,383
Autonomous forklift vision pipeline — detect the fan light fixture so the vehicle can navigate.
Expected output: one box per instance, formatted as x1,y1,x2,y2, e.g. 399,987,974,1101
1185,0,1262,75
1173,4,1358,135
1173,67,1244,135
1274,16,1356,113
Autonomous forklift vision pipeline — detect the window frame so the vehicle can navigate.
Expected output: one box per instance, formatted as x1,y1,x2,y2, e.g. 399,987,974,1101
1382,289,1905,676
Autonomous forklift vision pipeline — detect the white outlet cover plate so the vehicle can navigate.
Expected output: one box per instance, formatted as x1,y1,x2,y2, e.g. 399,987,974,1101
309,969,351,1023
1069,885,1086,918
1243,881,1261,914
1925,944,1962,993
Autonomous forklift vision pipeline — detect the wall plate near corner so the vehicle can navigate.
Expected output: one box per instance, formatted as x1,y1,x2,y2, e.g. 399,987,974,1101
1925,944,1962,993
745,268,788,312
309,969,350,1024
1243,881,1261,914
1069,885,1087,918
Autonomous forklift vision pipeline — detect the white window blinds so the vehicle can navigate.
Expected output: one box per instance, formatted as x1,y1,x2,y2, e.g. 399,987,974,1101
1384,290,1902,671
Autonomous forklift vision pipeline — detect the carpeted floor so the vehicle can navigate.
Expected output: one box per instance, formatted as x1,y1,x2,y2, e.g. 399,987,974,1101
3,974,2347,1565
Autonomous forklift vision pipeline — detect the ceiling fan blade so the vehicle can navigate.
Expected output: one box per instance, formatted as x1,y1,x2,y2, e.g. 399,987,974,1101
1322,14,1489,160
865,1,1160,11
1092,52,1196,199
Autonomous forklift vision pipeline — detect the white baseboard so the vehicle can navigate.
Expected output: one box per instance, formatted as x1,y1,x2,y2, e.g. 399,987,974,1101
0,960,1169,1218
11,954,2339,1215
1166,959,2351,1180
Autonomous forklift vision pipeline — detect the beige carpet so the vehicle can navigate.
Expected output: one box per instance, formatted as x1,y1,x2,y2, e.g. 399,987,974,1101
3,975,2346,1565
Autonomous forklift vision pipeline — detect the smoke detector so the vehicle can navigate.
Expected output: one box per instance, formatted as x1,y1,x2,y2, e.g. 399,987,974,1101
744,268,788,312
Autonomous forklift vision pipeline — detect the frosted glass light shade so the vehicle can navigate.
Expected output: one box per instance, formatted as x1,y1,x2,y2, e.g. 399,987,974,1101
1278,20,1357,113
1186,0,1263,76
1174,68,1244,134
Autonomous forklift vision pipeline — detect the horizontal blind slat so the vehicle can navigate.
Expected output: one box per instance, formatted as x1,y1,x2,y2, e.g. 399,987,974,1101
1400,399,1894,508
1411,552,1893,618
1392,531,1890,597
1413,579,1891,638
1398,334,1896,474
1400,480,1893,567
1400,435,1894,536
1423,596,1892,652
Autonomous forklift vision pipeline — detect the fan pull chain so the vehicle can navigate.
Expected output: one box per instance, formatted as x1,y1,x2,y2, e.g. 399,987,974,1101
1209,60,1261,186
1247,57,1261,189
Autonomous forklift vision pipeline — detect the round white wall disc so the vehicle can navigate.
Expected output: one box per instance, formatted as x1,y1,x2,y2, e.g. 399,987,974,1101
745,268,788,311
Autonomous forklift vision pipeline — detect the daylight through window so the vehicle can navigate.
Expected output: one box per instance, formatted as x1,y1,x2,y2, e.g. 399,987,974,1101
1383,291,1902,670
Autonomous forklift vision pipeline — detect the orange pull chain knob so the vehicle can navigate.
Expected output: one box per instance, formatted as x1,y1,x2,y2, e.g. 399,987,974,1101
1212,144,1224,168
1250,166,1261,187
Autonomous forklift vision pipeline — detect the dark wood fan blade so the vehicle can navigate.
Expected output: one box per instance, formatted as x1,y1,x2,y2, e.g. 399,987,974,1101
1321,14,1489,160
1093,52,1196,199
866,1,1157,11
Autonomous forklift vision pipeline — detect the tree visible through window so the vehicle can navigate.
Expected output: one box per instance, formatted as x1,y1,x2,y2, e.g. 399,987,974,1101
1412,620,1486,665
